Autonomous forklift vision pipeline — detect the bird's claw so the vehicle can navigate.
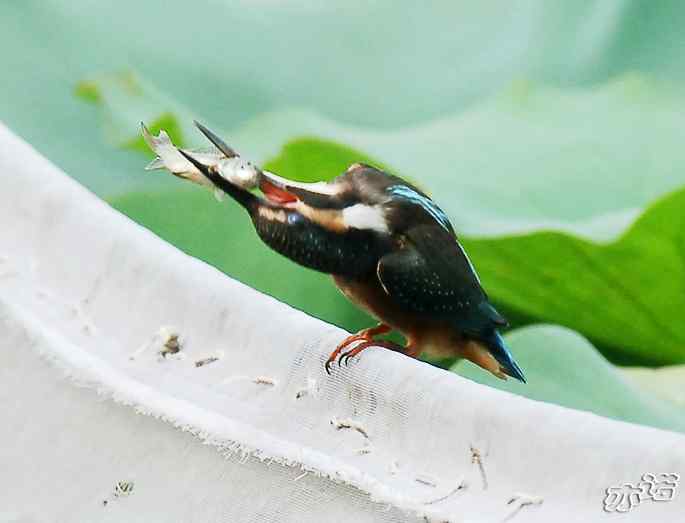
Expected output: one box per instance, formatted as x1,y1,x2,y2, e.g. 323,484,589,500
324,325,395,374
324,344,359,373
339,352,350,367
324,333,366,373
339,351,354,367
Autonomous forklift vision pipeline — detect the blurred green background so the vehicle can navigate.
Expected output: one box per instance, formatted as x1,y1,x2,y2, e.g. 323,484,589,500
2,1,684,432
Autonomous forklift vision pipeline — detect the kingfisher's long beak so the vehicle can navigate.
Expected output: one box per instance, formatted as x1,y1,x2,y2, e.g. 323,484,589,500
193,120,239,158
177,149,257,210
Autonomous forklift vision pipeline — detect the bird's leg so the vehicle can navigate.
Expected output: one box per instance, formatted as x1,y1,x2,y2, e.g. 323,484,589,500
339,339,404,366
339,337,420,366
324,323,391,374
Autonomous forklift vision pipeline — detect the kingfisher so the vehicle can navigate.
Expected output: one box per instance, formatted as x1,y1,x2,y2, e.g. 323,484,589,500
141,121,525,383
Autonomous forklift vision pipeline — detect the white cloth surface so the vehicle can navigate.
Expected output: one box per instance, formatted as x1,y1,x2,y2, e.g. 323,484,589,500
0,122,683,522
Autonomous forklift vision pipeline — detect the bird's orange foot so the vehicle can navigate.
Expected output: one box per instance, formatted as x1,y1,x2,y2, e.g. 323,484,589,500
324,323,392,374
338,339,404,367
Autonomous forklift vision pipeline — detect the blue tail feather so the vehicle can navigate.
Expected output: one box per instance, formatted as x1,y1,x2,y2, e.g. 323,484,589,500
481,330,526,383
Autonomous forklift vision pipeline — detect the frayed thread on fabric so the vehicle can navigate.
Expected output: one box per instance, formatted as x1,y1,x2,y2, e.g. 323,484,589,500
7,302,464,523
330,418,369,439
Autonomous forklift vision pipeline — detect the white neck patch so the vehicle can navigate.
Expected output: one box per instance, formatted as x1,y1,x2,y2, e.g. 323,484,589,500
341,204,389,233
